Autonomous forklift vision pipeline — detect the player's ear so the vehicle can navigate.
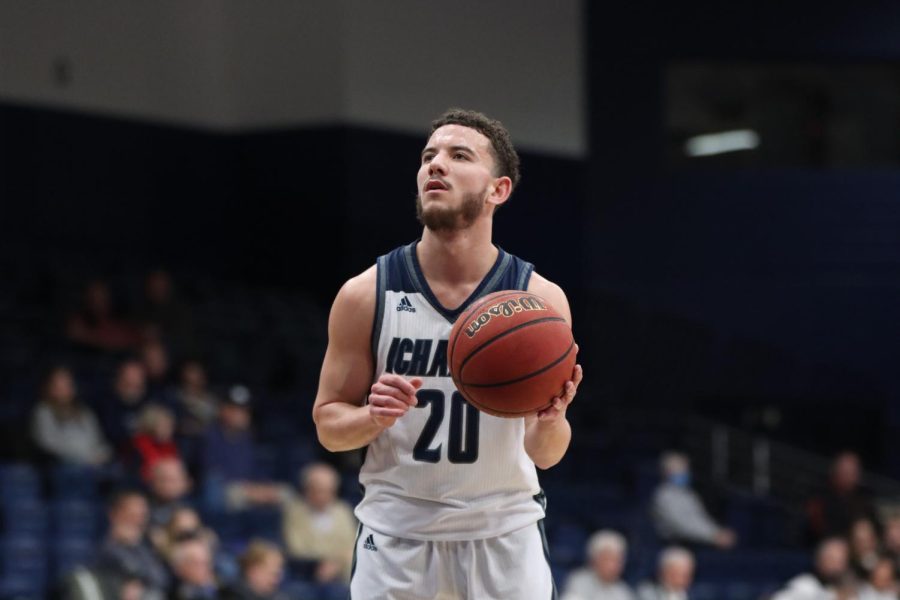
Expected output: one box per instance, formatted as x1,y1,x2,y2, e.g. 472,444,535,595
487,175,512,209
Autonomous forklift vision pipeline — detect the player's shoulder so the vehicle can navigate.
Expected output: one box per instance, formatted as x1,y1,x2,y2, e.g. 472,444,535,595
335,265,376,304
527,271,566,302
527,271,570,323
330,265,377,323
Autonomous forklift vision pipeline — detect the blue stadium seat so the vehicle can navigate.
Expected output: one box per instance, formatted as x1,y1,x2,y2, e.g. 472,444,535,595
725,581,759,600
253,445,280,480
1,536,48,592
242,507,282,542
52,500,100,540
50,464,98,500
280,578,318,600
52,537,96,581
0,573,47,599
1,500,49,537
0,463,41,503
691,582,719,600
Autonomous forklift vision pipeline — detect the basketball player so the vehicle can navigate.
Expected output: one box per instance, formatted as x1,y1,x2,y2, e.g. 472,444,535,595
312,108,582,599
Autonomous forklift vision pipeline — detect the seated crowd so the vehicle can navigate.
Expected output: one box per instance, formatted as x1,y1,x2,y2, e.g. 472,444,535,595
12,272,356,600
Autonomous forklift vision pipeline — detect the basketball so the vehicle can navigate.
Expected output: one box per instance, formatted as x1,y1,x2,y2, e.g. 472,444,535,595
448,290,576,418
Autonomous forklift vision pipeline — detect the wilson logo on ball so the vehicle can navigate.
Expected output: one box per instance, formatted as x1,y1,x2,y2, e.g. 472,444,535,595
463,296,547,339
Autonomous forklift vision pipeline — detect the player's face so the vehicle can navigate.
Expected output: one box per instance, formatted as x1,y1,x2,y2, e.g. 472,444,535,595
416,124,498,231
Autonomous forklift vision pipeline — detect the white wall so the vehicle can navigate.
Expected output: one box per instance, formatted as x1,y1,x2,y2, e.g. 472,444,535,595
0,1,584,155
340,0,584,155
0,0,231,127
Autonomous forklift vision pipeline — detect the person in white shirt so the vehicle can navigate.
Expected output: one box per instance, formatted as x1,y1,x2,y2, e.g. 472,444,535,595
772,537,854,600
562,530,635,600
858,558,898,600
636,547,694,600
651,452,736,549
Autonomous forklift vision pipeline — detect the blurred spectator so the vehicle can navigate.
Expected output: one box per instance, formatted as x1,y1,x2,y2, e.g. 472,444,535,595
146,457,194,531
132,403,180,482
807,451,879,541
168,534,219,600
561,530,635,600
150,505,239,585
136,269,195,359
636,547,695,600
94,490,169,599
772,537,854,600
140,339,174,403
883,516,900,570
65,567,146,600
221,540,287,600
174,360,220,438
851,518,883,578
651,451,736,549
30,365,112,466
859,558,898,600
67,279,143,352
202,385,287,512
99,359,151,452
151,506,211,561
282,463,356,584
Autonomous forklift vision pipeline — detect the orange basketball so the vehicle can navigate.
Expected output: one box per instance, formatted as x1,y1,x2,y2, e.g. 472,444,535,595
448,290,576,418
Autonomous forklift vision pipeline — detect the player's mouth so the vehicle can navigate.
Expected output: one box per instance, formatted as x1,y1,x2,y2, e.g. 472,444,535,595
424,179,450,193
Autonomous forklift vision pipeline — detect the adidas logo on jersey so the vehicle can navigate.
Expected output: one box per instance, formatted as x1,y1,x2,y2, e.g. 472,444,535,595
363,534,378,551
396,296,416,313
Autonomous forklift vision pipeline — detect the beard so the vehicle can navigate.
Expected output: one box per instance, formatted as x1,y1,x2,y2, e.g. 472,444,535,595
416,190,485,232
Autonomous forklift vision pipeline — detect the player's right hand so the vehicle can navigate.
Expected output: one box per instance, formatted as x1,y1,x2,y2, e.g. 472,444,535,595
368,374,422,428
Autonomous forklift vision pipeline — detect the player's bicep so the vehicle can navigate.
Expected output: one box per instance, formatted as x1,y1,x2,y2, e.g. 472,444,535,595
314,273,376,412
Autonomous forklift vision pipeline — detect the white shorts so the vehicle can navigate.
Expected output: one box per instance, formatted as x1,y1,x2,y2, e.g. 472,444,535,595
349,521,557,600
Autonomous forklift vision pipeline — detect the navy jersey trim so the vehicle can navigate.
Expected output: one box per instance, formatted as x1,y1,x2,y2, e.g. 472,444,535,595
404,240,512,324
372,256,388,369
516,262,535,291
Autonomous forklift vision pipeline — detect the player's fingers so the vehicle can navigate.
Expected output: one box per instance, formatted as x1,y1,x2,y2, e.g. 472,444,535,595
370,406,405,419
371,382,418,406
409,377,424,390
378,373,419,397
572,364,584,387
562,381,576,403
368,394,411,412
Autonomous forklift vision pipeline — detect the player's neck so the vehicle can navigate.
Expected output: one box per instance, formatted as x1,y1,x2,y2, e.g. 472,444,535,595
418,223,497,287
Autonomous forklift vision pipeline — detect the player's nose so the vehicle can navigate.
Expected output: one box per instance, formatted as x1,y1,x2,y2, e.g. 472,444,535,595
428,152,448,175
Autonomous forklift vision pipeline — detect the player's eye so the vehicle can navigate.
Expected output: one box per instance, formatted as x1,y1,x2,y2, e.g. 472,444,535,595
454,152,468,160
422,154,433,163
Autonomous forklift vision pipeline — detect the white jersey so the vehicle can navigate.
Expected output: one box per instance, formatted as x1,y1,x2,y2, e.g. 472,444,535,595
355,241,546,541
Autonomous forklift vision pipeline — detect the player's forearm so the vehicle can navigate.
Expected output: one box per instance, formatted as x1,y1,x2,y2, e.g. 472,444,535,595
313,401,385,452
524,418,572,470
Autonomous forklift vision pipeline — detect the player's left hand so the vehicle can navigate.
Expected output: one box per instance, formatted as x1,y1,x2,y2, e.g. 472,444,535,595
536,351,582,423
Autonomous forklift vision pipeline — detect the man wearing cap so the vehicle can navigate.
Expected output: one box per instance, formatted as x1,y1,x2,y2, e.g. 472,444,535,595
201,385,287,511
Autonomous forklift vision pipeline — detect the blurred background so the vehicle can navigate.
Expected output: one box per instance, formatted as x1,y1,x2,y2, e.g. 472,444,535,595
2,1,900,599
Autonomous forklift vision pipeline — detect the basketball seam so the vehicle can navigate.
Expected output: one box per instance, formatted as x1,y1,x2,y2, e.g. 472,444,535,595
459,386,552,417
462,385,552,417
462,339,575,389
448,290,528,372
457,316,567,380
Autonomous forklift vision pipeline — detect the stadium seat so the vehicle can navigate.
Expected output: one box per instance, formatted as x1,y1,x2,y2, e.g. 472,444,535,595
1,500,49,537
51,499,100,540
50,464,98,500
1,536,48,592
52,537,96,581
0,463,41,503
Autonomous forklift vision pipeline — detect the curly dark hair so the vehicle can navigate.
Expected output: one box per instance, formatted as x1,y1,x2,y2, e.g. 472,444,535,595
431,108,521,190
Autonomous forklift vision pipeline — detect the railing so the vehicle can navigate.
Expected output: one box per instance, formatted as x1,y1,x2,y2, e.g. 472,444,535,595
683,415,900,508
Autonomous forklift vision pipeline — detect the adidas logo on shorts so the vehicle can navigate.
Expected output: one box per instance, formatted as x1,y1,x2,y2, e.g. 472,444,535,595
396,296,416,313
363,534,378,551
